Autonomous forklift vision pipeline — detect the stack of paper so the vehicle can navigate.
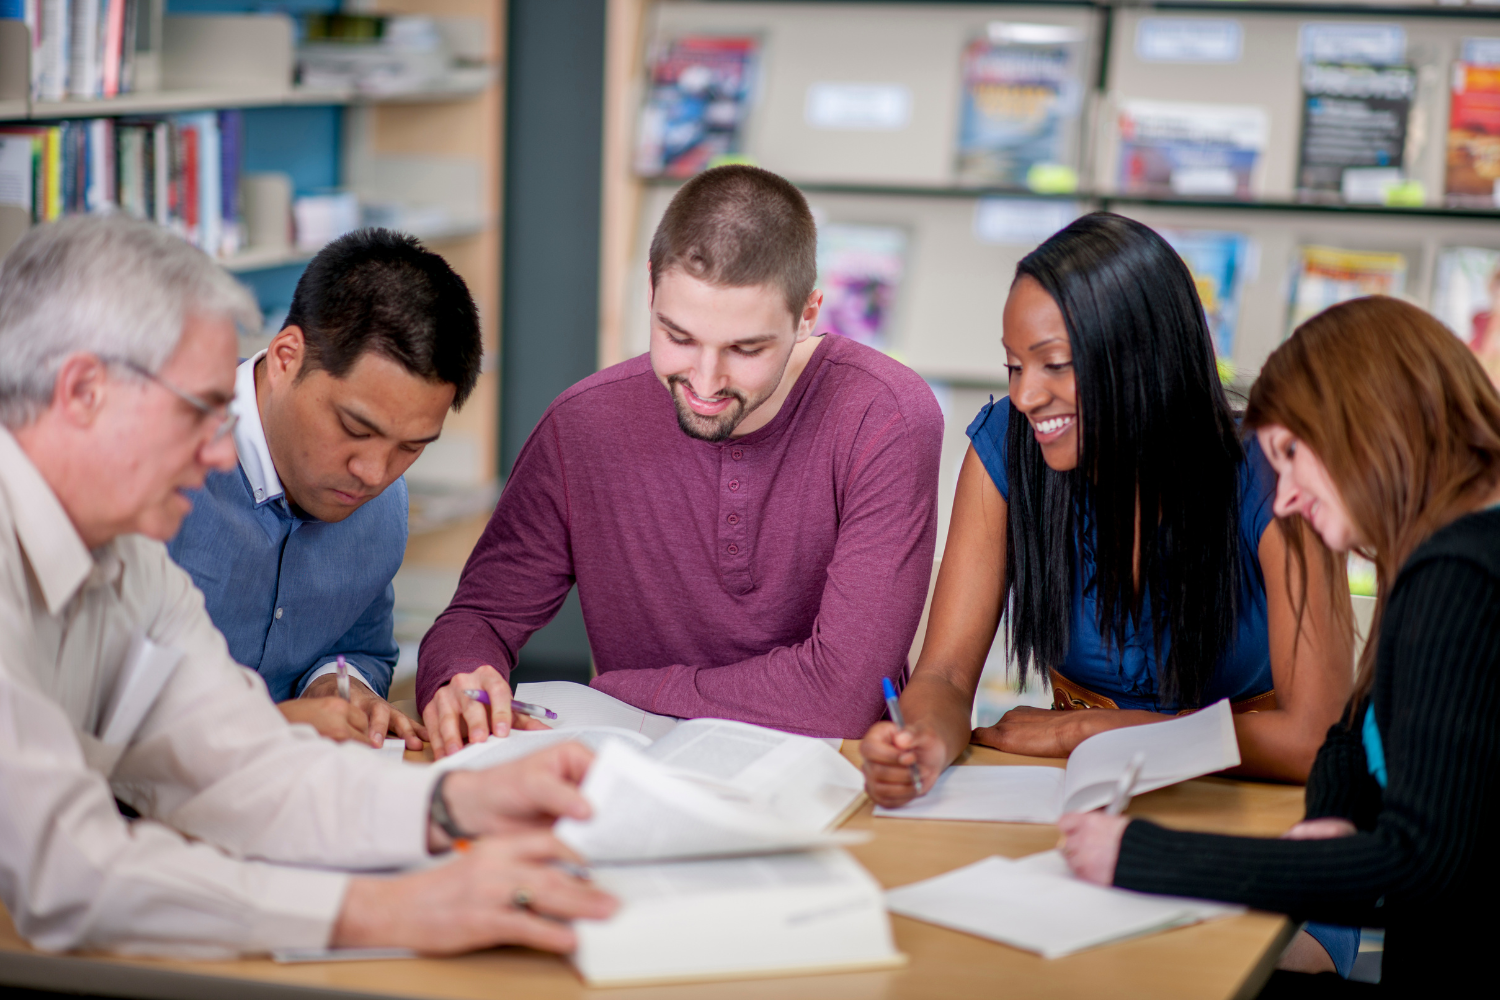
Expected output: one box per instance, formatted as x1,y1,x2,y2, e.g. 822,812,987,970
886,851,1243,958
875,699,1240,823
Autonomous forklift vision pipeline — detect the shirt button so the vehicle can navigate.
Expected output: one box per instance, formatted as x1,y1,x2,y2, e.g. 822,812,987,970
731,448,744,460
274,607,284,620
729,480,740,491
254,488,265,500
727,544,739,555
727,513,739,525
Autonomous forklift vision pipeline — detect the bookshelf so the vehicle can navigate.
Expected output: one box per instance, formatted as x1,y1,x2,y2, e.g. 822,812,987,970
0,1,508,699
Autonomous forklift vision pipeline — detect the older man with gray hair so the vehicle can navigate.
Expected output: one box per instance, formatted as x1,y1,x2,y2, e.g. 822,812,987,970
0,216,613,957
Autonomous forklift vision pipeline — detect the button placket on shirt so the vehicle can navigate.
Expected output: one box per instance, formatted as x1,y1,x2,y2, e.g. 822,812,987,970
718,444,753,594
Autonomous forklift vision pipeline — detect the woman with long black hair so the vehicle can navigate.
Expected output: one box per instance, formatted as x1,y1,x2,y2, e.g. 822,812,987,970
860,212,1357,972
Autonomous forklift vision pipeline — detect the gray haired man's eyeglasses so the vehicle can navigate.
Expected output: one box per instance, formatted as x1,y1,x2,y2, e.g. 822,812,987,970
100,356,238,443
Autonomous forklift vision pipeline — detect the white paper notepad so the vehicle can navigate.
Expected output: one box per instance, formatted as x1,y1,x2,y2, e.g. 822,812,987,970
875,699,1240,823
885,853,1239,958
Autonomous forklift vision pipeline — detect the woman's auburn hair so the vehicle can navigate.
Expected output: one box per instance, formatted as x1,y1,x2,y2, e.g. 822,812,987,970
1245,294,1500,705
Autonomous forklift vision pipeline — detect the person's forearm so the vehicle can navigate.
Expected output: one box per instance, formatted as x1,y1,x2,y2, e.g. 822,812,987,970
900,669,983,763
1226,708,1330,783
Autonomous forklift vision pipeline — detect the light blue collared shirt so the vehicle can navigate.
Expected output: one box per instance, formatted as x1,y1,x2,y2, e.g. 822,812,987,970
167,352,407,701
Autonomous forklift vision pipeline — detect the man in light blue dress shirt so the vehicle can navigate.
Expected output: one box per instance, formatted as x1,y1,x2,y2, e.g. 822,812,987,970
169,229,483,747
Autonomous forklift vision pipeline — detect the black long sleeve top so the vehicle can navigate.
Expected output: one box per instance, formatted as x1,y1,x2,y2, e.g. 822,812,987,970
1113,507,1500,992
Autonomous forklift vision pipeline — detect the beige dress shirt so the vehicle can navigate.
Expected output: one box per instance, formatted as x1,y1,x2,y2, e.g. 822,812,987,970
0,426,438,958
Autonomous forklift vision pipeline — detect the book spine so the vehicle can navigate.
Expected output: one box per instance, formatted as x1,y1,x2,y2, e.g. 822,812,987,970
151,120,166,226
101,0,123,98
218,109,241,256
38,0,68,102
118,0,135,94
180,121,198,247
45,126,61,221
66,0,95,99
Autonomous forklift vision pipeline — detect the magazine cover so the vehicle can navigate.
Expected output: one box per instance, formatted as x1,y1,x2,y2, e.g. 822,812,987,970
954,31,1081,188
1297,62,1415,204
1288,245,1407,332
815,224,907,349
1433,247,1500,388
1160,229,1251,360
1446,63,1500,208
1117,100,1268,199
634,35,758,179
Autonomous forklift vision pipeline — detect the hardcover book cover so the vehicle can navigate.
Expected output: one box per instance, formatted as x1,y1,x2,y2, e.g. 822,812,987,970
954,31,1080,189
1446,63,1500,208
635,35,758,179
814,224,907,349
1433,246,1500,388
1117,100,1268,200
1296,62,1415,204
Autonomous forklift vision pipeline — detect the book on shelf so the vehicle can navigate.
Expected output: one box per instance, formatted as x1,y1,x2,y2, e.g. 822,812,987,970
635,35,758,179
1433,246,1500,388
814,223,907,349
1288,245,1407,333
1446,59,1500,209
1160,229,1252,360
27,0,145,102
954,22,1083,190
436,682,896,986
0,111,242,258
1116,99,1268,200
1297,62,1416,205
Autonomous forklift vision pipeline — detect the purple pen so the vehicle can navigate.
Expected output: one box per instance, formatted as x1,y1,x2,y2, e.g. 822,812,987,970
462,689,559,721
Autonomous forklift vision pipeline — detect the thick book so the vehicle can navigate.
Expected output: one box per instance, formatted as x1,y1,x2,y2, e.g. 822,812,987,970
1288,244,1407,332
1446,62,1500,209
634,35,757,179
1117,99,1268,199
814,223,907,349
1159,228,1251,360
874,699,1240,823
1433,246,1500,389
886,850,1241,959
1297,62,1415,205
954,26,1081,189
574,847,903,986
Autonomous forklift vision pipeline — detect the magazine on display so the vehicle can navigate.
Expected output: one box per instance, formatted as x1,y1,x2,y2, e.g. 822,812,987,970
954,23,1083,189
1433,247,1500,388
814,223,908,349
1116,100,1268,199
1296,62,1415,205
1160,229,1252,360
634,35,759,179
1288,245,1407,332
1446,60,1500,209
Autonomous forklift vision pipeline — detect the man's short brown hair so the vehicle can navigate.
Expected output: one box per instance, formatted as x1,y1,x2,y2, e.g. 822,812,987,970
648,165,817,321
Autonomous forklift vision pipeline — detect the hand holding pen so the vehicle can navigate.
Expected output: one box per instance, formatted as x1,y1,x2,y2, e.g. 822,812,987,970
882,677,925,795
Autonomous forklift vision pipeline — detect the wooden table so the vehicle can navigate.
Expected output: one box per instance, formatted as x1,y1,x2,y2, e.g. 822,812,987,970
0,744,1304,1000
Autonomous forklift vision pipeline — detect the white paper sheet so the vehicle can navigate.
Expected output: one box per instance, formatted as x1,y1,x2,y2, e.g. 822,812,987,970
433,725,652,772
1014,850,1245,923
885,855,1202,959
556,741,864,863
874,766,1066,822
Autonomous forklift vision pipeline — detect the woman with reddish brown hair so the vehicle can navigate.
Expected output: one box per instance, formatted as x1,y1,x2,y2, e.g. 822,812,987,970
1059,295,1500,995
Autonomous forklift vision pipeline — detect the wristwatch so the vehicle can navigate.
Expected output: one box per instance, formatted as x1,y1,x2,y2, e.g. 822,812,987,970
429,772,476,842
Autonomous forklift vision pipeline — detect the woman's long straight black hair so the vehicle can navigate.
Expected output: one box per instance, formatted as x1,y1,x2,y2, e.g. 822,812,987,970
1005,212,1245,708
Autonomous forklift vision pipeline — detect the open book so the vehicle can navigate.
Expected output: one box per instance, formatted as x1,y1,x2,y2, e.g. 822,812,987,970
437,683,866,839
875,699,1240,823
885,850,1242,959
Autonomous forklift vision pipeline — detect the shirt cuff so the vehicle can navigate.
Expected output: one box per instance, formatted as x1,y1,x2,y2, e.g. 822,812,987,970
299,661,372,698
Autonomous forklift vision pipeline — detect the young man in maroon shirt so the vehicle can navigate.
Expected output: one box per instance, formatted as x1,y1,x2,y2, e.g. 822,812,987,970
417,165,943,756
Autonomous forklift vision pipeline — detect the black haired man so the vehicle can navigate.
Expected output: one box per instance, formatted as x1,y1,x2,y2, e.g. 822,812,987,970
169,228,483,748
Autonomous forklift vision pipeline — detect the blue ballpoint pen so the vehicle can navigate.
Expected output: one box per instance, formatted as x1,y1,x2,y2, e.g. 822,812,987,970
882,677,924,795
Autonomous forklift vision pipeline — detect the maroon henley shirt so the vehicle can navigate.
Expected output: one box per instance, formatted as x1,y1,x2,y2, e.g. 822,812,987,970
416,334,943,738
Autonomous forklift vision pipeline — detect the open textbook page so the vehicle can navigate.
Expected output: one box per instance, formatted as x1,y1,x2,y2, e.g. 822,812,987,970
573,847,903,985
514,681,680,739
432,725,653,772
555,741,865,863
875,699,1239,823
885,854,1229,959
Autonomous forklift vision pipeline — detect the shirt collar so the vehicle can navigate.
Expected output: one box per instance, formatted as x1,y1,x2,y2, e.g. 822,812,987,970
232,351,285,506
0,424,97,615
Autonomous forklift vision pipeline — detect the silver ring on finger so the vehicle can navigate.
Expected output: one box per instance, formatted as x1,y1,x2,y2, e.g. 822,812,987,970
511,886,534,910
